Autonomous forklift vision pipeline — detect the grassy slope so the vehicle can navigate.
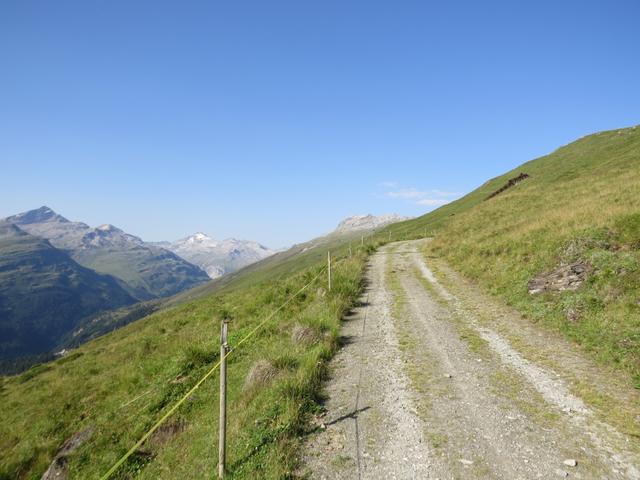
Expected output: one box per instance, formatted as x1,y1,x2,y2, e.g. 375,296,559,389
0,232,370,479
3,124,638,478
380,125,640,385
0,224,136,360
71,246,211,301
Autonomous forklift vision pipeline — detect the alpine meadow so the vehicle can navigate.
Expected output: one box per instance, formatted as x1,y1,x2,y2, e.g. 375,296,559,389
2,2,640,479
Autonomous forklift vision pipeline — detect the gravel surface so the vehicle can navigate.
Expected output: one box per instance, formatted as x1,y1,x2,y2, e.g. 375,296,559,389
301,240,640,479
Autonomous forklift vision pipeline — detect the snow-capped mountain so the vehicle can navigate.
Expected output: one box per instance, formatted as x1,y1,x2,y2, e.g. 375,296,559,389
3,206,209,300
162,232,275,279
334,214,411,233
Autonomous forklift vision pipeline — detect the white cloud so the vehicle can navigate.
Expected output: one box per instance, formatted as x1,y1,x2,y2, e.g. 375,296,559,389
383,185,460,207
385,188,427,199
379,180,399,188
416,198,449,206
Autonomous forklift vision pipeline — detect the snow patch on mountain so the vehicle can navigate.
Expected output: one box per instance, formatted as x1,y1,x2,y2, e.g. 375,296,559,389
165,232,275,279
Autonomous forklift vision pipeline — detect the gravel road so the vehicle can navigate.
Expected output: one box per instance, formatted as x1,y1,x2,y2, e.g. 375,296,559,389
301,240,640,479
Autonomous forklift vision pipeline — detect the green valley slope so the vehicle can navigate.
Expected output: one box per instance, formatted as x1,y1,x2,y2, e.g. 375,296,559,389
0,222,368,479
0,223,136,364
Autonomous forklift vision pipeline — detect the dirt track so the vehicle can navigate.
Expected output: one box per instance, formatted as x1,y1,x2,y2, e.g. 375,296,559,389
301,240,640,479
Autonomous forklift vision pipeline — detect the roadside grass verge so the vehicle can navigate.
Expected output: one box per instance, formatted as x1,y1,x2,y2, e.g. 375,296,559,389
373,126,640,389
0,252,367,479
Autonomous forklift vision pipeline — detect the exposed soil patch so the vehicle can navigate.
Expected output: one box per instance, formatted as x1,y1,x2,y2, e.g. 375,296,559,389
486,172,530,200
41,427,94,480
150,418,187,446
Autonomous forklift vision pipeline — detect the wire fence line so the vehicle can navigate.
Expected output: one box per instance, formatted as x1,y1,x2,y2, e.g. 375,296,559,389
98,254,353,479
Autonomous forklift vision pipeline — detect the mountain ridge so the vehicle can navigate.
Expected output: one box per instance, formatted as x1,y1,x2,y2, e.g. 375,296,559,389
158,232,275,279
3,207,210,300
334,213,412,233
0,222,136,360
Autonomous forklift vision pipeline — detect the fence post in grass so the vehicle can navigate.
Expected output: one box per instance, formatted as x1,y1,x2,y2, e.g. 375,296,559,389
349,243,352,258
218,319,229,479
361,235,364,247
388,231,391,242
327,251,332,291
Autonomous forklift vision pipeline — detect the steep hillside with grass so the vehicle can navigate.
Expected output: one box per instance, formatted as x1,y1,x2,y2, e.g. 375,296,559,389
0,223,136,362
0,231,368,479
381,125,640,385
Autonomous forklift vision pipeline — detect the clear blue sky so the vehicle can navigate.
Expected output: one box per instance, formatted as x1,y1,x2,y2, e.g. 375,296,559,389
1,1,639,247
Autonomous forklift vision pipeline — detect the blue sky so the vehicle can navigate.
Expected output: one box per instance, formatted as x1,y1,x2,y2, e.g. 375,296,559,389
1,1,639,247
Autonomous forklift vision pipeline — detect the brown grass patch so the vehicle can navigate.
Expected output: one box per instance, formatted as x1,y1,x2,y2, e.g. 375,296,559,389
243,359,278,392
291,325,320,345
150,418,187,445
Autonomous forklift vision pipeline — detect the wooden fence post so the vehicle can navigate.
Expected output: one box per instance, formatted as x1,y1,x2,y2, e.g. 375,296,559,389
327,251,331,291
218,319,229,479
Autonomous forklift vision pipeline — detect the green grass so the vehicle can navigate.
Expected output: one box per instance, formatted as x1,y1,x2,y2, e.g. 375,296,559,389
376,125,640,387
0,242,368,479
4,123,640,478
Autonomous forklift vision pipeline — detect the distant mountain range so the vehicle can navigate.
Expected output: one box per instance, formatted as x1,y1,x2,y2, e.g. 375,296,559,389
0,207,276,365
154,233,275,278
0,208,404,367
5,207,209,300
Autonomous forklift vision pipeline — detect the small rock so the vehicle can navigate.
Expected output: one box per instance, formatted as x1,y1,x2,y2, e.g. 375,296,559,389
444,373,452,378
459,459,474,466
563,459,577,467
555,469,569,477
565,308,580,323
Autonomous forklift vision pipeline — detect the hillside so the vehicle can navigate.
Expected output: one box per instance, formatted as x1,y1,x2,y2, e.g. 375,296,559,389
0,223,136,362
0,219,367,479
5,207,210,300
381,125,640,385
2,126,639,479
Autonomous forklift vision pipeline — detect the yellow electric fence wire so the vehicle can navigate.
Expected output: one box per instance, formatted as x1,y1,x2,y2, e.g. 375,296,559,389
99,264,330,480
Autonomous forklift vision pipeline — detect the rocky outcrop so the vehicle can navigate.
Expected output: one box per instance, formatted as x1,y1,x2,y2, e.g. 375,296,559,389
528,262,591,295
486,173,530,200
41,428,94,480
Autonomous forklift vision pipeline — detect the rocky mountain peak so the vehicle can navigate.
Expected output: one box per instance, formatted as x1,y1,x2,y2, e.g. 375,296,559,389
7,206,68,225
165,233,275,279
96,224,121,232
187,232,214,243
335,213,411,232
